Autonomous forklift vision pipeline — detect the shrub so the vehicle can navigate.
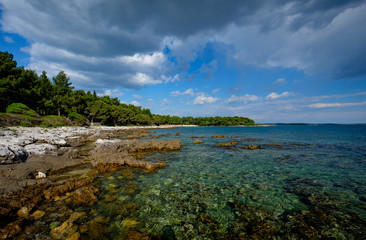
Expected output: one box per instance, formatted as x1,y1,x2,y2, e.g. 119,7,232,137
20,120,32,127
6,103,39,118
68,112,89,126
43,115,72,127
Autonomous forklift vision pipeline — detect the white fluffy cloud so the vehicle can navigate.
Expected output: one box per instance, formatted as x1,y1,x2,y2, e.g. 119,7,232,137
226,94,259,104
193,94,218,105
170,88,195,96
266,92,295,100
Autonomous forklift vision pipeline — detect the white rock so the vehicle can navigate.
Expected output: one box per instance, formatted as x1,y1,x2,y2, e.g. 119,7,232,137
35,171,47,179
24,144,57,155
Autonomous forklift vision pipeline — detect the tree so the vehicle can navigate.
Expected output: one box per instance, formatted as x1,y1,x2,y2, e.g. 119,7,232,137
38,71,53,115
0,51,22,111
52,71,74,116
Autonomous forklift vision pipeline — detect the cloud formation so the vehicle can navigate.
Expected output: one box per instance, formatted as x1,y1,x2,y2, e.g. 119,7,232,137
193,94,218,105
266,92,295,100
1,0,365,91
171,88,195,96
226,94,259,104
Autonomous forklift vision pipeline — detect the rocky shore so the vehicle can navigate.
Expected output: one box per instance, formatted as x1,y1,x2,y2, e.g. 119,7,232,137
0,126,181,239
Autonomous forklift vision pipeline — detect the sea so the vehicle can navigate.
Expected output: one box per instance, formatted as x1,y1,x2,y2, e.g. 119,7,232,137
33,125,366,239
94,125,366,239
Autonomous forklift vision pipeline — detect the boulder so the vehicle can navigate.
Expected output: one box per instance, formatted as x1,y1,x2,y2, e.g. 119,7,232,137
24,143,57,155
0,146,28,164
193,140,203,144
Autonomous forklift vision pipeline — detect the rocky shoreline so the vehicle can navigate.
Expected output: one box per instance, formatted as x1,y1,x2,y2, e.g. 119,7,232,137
0,126,181,239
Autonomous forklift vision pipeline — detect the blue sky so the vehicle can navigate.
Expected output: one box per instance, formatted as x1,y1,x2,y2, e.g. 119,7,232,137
1,0,366,123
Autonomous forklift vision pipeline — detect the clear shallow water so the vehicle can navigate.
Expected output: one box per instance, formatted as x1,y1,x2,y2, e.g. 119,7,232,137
28,125,365,239
95,125,366,239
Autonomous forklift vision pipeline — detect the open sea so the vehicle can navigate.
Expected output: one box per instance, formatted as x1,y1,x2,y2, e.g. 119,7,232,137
33,125,366,239
92,125,366,239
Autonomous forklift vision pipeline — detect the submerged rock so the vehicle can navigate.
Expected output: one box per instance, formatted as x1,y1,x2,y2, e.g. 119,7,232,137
73,186,99,205
212,135,226,138
50,221,78,240
243,145,263,150
31,210,45,220
193,140,203,144
216,141,238,147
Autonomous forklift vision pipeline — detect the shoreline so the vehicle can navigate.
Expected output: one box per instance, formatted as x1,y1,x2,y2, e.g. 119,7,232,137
0,126,184,238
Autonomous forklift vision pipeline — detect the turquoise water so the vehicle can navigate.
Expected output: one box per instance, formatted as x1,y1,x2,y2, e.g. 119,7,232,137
100,125,366,239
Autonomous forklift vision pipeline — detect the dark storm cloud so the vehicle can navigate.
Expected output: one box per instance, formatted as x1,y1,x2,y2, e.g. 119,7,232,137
1,0,365,89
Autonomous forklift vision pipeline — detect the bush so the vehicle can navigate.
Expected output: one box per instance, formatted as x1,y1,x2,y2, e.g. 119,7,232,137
43,115,72,127
6,103,39,118
20,120,32,127
68,112,89,126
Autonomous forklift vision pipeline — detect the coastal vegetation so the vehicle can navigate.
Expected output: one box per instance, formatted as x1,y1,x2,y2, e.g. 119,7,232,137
0,51,254,127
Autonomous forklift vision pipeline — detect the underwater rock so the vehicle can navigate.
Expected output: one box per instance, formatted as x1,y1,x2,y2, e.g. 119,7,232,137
212,135,226,138
268,143,282,147
0,220,22,239
227,199,275,239
121,219,140,228
31,210,45,220
243,145,263,150
193,140,203,144
68,211,86,222
104,194,119,202
216,141,238,147
176,133,181,136
73,186,99,205
114,203,138,218
87,221,108,239
66,232,80,240
17,206,30,218
50,221,78,240
128,231,151,240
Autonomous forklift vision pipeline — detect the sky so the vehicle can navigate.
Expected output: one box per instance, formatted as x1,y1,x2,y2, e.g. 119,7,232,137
1,0,366,123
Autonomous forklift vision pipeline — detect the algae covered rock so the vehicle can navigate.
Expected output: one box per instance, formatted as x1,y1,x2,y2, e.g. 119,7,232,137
217,141,238,147
243,145,263,150
73,186,99,205
50,221,78,239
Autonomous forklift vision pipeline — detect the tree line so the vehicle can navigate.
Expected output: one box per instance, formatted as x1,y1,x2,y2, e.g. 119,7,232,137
0,51,255,126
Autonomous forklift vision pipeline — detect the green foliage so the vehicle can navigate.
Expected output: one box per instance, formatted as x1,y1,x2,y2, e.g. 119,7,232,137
20,120,32,127
42,115,70,127
6,103,39,118
68,112,89,126
0,50,255,127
